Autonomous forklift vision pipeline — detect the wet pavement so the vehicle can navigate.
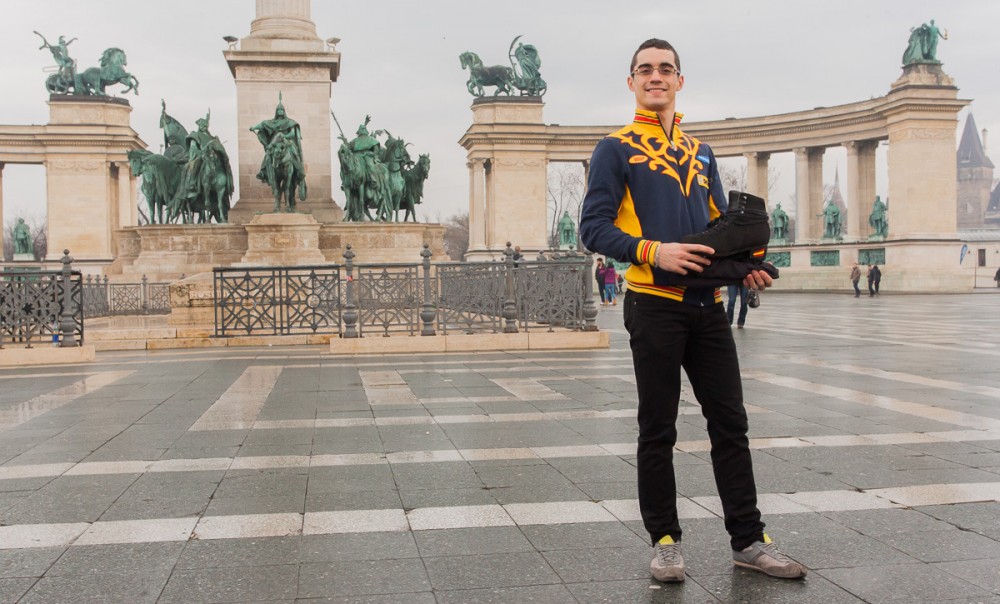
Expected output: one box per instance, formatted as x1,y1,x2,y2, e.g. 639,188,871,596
1,292,999,603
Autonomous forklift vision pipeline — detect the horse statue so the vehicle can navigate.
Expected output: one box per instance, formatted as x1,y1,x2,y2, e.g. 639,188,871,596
459,51,514,96
263,133,307,212
77,48,139,96
173,144,233,224
127,149,182,224
382,134,411,221
399,154,430,223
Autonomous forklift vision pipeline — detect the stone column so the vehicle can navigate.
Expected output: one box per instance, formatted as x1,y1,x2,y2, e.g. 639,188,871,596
793,148,811,242
225,0,342,224
582,160,590,192
484,159,495,249
467,159,486,253
744,152,770,199
844,141,877,240
885,65,963,238
808,148,825,240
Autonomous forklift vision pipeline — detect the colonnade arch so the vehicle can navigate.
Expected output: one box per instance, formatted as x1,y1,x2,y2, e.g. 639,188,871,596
0,97,144,269
461,65,969,271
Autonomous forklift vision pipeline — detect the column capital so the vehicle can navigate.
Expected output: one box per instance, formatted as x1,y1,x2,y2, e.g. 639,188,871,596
743,151,771,161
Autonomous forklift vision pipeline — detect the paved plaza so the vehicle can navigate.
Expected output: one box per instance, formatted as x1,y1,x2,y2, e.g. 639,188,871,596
1,292,999,603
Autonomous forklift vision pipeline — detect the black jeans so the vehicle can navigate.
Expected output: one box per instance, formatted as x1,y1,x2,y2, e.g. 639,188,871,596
623,290,764,550
852,280,861,297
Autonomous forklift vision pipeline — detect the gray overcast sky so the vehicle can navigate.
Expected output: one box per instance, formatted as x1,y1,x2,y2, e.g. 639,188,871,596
3,1,999,224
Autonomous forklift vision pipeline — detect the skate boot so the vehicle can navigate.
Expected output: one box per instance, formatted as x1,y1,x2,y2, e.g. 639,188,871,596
680,191,771,259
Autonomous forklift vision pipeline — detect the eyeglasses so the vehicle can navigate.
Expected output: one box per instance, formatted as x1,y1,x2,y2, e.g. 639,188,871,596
631,64,679,77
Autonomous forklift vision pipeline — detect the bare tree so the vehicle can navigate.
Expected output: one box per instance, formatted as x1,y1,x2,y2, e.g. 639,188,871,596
718,164,780,198
547,163,585,249
441,211,469,261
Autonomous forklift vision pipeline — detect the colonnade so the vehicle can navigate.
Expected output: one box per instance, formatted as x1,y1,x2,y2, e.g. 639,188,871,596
461,64,968,259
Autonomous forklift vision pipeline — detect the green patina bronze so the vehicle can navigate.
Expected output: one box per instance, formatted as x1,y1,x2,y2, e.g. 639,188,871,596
13,218,32,255
460,36,547,97
251,94,307,213
558,211,577,249
179,110,234,224
765,251,791,268
868,195,888,238
336,114,430,223
858,248,886,266
770,203,789,241
36,31,138,96
810,250,840,267
821,202,843,240
127,101,232,224
902,20,947,66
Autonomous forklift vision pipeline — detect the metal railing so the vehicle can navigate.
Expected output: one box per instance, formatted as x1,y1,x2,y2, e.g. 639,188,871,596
213,243,599,338
82,275,172,317
0,250,83,348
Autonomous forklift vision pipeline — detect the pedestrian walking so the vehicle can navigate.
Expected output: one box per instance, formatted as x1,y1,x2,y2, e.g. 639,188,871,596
867,265,876,297
603,262,618,306
727,283,749,328
579,37,806,583
596,258,607,305
850,263,862,297
872,264,882,294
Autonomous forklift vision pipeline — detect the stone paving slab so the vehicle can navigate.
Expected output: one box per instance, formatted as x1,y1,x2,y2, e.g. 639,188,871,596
0,293,999,602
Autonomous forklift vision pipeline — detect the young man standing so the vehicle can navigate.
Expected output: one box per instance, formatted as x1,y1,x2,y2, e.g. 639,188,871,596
579,38,806,582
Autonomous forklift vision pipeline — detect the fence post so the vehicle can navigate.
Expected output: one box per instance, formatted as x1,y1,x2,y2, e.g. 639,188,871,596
342,244,359,338
582,251,598,331
420,243,436,336
59,250,78,347
502,242,518,334
141,275,150,315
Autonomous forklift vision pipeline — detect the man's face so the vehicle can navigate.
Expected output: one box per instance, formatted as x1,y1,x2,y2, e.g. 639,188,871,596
628,47,684,114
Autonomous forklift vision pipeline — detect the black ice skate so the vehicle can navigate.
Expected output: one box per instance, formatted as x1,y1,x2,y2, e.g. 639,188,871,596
680,191,771,259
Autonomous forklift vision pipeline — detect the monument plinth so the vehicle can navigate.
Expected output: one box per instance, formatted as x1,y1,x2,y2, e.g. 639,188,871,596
224,0,343,224
238,212,325,266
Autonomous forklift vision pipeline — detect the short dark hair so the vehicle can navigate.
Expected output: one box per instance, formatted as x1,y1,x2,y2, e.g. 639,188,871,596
630,38,681,74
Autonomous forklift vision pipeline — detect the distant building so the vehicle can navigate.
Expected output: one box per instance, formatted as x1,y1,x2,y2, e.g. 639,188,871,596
956,114,995,228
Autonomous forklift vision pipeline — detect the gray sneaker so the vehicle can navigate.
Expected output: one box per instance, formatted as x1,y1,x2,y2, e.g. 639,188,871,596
733,534,807,579
650,536,685,582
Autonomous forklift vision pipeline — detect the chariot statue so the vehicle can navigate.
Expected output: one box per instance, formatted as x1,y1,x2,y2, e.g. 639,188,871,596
36,32,138,96
460,36,547,97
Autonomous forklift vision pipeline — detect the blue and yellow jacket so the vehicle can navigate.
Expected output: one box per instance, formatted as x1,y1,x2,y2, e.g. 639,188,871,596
579,109,726,304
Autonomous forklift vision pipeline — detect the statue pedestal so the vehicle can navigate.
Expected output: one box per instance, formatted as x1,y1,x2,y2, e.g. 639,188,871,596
238,213,325,266
12,254,36,262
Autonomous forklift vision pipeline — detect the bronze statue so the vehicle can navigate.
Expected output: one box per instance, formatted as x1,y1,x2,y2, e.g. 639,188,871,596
178,110,233,224
902,19,948,65
821,202,842,239
335,114,430,223
460,37,547,98
37,32,138,97
558,211,577,248
13,218,32,256
770,203,789,240
869,196,888,238
251,95,307,212
35,32,76,94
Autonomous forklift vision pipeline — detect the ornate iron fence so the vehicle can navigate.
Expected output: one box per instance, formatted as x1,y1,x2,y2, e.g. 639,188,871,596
213,243,598,338
82,275,172,317
0,251,83,348
214,265,343,336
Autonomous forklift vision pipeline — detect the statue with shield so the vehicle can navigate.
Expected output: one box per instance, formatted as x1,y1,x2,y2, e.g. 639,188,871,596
251,94,307,213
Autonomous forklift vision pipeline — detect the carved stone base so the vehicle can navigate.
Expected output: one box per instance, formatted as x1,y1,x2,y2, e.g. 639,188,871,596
227,197,344,225
238,212,325,266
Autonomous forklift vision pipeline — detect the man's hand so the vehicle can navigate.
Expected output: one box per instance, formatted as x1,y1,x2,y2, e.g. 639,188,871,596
744,269,773,291
655,243,714,274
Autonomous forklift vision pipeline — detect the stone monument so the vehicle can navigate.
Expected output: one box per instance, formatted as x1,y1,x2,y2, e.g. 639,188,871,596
224,0,342,223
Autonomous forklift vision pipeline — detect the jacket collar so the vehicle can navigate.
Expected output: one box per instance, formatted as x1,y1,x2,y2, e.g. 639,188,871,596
633,109,684,128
